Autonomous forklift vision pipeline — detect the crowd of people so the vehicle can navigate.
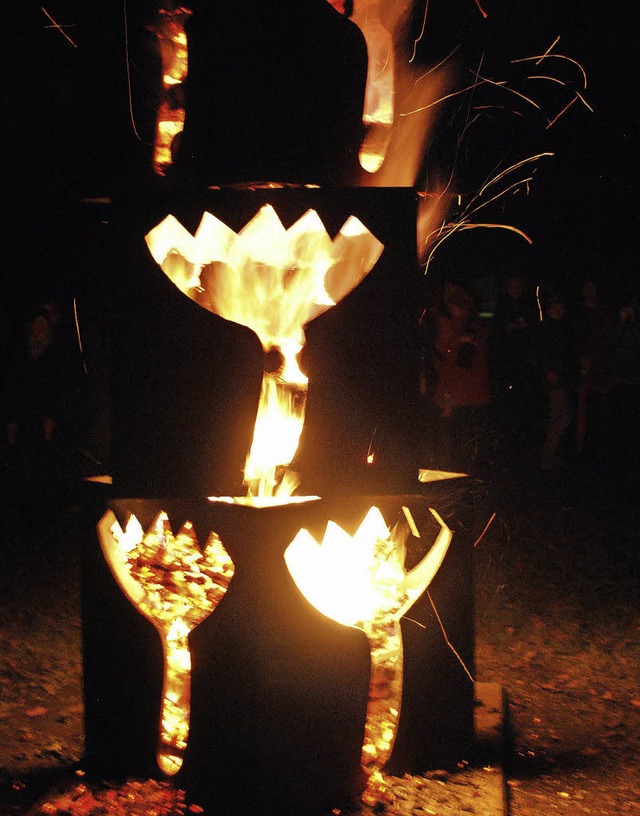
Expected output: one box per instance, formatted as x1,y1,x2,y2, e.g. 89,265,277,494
419,273,640,489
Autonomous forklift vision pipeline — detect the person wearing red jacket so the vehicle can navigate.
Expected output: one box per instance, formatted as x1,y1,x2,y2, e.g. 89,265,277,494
430,283,492,473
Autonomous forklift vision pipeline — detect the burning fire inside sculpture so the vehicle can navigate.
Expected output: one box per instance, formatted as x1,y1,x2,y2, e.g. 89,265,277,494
144,203,384,499
99,511,236,777
29,1,589,814
98,501,453,792
91,180,463,809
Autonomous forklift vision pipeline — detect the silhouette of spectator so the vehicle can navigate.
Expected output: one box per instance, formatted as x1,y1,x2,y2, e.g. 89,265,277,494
573,277,615,463
610,292,640,491
5,309,57,512
0,303,13,503
428,282,492,473
491,272,541,461
530,290,580,471
4,303,82,524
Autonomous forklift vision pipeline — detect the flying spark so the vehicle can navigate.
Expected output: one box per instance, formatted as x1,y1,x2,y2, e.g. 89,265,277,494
474,0,488,18
546,94,579,129
473,512,496,548
513,52,588,91
41,6,77,47
426,590,474,682
409,0,430,63
419,154,551,271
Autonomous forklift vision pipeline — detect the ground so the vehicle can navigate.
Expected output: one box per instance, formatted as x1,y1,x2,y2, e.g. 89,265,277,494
0,457,638,816
475,465,640,815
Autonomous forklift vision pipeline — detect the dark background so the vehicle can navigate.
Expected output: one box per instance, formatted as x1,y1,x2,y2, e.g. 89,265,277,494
418,0,638,299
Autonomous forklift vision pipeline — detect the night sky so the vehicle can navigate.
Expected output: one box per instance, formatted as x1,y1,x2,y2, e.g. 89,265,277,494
5,1,638,308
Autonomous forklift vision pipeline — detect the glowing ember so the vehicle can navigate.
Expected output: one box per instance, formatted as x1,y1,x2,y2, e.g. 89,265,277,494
284,505,452,785
208,494,319,508
30,777,190,816
98,510,234,776
145,205,383,497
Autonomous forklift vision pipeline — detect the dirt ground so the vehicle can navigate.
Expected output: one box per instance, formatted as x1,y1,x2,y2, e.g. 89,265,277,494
1,456,638,816
475,461,640,815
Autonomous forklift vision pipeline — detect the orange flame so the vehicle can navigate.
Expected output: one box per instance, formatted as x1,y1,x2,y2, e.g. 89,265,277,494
151,4,191,175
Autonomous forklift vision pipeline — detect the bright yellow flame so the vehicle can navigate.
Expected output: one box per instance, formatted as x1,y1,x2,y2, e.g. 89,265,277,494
284,506,452,780
244,374,306,498
208,494,319,508
145,206,383,498
357,10,395,128
97,510,234,776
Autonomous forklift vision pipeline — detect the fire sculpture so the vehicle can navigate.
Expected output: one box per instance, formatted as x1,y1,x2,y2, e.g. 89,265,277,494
97,509,235,776
145,204,384,498
285,504,452,795
84,1,473,810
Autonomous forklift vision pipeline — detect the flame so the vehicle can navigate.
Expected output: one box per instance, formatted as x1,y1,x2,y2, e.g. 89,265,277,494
351,9,456,258
349,2,397,173
284,505,452,781
363,60,452,190
338,0,455,186
243,375,306,498
98,510,234,776
208,494,319,508
336,1,440,177
151,5,191,175
145,205,383,498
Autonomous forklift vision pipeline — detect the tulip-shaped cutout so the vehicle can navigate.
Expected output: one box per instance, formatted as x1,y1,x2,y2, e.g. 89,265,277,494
97,510,235,775
284,506,452,793
145,205,383,498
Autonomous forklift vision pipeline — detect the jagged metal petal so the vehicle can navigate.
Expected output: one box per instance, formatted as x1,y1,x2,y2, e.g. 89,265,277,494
194,211,237,267
145,215,201,295
98,510,145,606
236,204,290,267
325,216,384,306
397,508,452,619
